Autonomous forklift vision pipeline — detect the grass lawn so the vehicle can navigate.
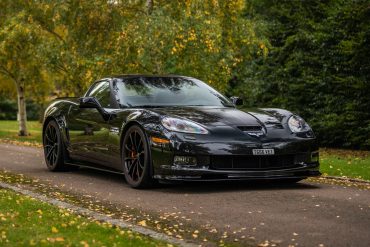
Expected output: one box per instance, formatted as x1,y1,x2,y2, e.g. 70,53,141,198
319,149,370,181
0,120,369,181
0,188,168,246
0,120,42,144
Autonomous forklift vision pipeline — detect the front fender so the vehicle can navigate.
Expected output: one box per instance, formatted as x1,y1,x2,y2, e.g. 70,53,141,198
43,99,77,152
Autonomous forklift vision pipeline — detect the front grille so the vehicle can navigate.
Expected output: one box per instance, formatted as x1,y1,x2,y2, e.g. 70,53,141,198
210,155,296,170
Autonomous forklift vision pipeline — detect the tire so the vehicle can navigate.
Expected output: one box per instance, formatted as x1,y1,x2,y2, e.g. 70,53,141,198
43,120,68,171
122,125,154,188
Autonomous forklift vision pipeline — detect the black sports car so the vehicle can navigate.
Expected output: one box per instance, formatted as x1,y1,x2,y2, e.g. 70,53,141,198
43,75,320,188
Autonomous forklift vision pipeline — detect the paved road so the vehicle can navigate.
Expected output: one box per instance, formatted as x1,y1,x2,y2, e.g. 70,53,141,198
0,143,369,247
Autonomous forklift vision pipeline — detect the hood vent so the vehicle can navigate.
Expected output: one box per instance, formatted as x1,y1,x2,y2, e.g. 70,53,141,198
237,126,263,132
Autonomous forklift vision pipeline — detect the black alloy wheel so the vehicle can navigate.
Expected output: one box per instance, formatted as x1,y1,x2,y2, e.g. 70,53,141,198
122,125,153,188
43,120,66,171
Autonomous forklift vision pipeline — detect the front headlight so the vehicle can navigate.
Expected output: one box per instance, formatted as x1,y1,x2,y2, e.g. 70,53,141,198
288,115,311,133
161,117,208,134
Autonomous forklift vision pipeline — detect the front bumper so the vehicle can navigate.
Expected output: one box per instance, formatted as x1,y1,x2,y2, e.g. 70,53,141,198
149,128,320,181
153,162,320,181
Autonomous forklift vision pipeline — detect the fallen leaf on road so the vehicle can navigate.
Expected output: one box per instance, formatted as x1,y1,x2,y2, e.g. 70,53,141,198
137,220,147,227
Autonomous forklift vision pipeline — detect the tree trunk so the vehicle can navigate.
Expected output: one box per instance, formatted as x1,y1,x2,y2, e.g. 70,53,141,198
146,0,154,14
16,84,28,136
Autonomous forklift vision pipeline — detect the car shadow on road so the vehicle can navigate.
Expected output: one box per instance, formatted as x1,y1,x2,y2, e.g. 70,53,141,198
158,180,320,194
74,167,320,194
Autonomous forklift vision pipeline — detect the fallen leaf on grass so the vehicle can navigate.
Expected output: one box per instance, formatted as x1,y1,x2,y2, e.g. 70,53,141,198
80,240,89,247
55,237,64,242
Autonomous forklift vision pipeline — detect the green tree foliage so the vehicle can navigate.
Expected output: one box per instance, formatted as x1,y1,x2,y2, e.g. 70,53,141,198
22,0,265,95
0,0,48,135
0,0,369,149
1,0,265,133
232,0,370,149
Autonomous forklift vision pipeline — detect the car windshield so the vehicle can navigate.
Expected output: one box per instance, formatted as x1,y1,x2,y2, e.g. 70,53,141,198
113,77,234,107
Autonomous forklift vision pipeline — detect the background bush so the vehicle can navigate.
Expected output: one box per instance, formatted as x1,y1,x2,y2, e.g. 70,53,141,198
0,97,42,121
228,0,370,149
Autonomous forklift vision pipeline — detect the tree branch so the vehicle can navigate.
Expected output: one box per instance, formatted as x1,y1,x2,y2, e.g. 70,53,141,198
33,17,66,44
0,64,17,82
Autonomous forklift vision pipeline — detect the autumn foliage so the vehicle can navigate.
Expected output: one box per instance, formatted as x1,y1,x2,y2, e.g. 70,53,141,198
0,0,369,148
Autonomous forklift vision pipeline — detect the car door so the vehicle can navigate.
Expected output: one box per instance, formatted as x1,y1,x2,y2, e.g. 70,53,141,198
67,80,114,168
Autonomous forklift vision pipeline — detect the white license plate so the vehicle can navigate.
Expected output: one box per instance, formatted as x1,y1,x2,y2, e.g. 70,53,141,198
252,149,275,155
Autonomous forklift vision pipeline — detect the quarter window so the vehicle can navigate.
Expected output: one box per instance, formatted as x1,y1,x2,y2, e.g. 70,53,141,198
87,81,111,108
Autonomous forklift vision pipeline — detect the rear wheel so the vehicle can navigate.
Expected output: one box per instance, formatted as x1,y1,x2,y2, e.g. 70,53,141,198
122,125,153,188
43,120,68,171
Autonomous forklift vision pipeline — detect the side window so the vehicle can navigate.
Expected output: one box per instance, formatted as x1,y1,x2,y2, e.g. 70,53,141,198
87,81,111,108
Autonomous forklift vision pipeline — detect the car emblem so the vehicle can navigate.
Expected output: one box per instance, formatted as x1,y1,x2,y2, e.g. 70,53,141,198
246,131,265,137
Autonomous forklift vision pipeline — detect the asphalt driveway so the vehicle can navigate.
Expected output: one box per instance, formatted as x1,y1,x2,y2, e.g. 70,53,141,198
0,143,369,246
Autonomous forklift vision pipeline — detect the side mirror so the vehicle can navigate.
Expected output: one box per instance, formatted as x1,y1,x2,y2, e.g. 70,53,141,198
79,97,102,109
230,96,243,106
79,97,114,121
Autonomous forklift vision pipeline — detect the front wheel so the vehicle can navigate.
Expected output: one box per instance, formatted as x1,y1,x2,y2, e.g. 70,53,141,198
122,125,154,188
43,120,68,171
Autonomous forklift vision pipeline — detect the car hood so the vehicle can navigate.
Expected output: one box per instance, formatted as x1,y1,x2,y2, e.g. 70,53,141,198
150,106,284,127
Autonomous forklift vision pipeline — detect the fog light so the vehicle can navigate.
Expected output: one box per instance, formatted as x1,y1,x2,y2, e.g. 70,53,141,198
311,151,319,162
174,156,197,166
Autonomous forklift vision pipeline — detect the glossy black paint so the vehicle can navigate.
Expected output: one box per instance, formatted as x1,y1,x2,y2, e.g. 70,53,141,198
43,75,320,182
